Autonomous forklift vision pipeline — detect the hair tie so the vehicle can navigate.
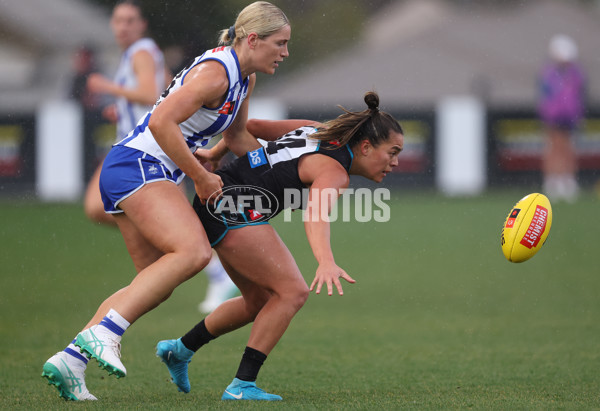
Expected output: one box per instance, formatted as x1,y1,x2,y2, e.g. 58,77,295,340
228,25,236,41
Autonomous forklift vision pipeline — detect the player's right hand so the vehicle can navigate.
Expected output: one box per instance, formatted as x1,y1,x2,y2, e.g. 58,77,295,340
310,261,356,296
195,172,223,205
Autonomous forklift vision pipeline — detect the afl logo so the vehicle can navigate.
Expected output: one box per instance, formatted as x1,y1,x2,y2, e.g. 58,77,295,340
206,185,278,225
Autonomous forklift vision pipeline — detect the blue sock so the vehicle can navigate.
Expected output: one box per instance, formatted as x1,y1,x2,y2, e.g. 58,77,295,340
65,339,88,364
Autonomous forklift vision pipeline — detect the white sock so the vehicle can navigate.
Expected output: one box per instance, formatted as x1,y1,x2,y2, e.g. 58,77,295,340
98,308,130,337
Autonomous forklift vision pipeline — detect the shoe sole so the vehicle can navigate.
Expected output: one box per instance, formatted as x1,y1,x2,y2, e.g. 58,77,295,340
75,334,126,378
41,362,77,401
222,394,283,401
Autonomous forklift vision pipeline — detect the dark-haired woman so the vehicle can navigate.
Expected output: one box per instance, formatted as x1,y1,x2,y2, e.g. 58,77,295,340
156,92,404,401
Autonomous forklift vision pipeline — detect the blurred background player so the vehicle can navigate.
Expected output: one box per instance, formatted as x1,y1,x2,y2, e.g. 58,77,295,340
84,0,167,226
538,34,586,202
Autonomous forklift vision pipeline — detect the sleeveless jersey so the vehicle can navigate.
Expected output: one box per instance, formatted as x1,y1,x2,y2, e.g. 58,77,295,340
116,46,250,177
220,126,353,195
114,38,165,141
194,126,354,244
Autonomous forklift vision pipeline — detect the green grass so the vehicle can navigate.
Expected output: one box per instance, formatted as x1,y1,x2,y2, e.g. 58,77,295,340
1,190,599,409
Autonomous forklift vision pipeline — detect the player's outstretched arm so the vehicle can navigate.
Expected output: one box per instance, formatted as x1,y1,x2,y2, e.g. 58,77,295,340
299,155,356,296
246,119,323,141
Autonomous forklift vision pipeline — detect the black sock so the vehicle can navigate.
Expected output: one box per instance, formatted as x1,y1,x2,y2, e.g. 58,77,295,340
235,346,267,382
180,319,216,352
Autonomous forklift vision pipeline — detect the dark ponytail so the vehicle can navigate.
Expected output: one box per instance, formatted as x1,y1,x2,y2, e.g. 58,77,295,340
311,91,403,148
364,91,379,112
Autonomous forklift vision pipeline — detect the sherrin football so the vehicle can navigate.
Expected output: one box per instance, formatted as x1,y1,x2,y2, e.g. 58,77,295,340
500,193,552,263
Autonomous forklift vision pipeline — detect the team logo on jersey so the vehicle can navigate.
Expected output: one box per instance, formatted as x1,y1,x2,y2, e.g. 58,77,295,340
206,185,278,225
247,148,268,168
218,101,236,115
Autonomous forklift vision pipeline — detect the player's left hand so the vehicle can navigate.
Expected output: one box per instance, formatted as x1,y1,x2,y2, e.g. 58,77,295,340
194,148,221,171
310,261,356,296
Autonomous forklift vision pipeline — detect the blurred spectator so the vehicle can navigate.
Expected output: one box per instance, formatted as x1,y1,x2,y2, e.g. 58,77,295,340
163,44,187,77
69,45,101,111
538,34,586,202
69,45,105,183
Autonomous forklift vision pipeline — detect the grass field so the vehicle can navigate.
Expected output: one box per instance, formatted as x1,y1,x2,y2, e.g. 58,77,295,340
1,189,599,409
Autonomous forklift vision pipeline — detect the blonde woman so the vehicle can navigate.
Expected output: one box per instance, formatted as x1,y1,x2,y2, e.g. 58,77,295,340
42,2,290,401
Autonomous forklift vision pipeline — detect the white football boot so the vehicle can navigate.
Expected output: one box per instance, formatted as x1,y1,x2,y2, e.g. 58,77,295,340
76,325,127,378
42,351,97,401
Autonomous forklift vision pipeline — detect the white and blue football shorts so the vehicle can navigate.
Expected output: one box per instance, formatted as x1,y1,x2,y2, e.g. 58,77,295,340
99,145,183,213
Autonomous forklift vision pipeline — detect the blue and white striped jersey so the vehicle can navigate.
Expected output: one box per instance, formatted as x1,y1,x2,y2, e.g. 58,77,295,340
117,46,250,178
114,38,165,141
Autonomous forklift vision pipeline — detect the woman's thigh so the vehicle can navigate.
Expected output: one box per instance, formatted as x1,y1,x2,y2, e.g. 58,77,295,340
215,224,307,294
118,181,211,256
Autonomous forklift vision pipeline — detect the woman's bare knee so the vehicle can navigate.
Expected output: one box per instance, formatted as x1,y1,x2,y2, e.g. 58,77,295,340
276,282,309,313
178,246,212,280
290,284,309,311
